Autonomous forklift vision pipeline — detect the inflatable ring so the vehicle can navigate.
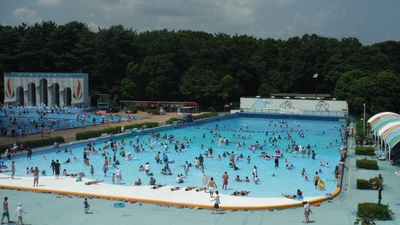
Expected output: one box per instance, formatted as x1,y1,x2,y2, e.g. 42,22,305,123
113,202,125,208
313,202,321,207
168,160,175,163
318,180,325,189
202,175,211,187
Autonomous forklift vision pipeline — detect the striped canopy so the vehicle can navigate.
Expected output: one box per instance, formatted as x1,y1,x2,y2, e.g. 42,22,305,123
369,112,400,149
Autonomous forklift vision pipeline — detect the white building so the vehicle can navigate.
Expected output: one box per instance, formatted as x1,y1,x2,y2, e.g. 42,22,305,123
4,72,90,108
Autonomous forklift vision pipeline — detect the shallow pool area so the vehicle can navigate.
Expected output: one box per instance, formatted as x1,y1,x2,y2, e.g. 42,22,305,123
4,114,346,199
0,106,145,136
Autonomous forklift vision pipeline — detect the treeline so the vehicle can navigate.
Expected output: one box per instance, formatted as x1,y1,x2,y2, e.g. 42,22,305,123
1,21,400,114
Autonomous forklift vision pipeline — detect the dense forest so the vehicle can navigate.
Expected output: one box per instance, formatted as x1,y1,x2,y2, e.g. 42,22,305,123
1,21,400,115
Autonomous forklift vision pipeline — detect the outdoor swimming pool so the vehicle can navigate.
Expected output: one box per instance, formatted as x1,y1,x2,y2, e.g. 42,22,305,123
5,114,346,198
0,106,145,136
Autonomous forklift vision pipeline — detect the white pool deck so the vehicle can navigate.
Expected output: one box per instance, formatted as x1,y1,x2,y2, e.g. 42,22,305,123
0,173,331,210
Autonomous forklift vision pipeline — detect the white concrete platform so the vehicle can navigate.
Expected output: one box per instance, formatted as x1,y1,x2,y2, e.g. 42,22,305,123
0,174,328,210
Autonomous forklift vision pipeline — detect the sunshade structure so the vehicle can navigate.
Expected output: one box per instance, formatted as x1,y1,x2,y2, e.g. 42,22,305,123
368,112,400,163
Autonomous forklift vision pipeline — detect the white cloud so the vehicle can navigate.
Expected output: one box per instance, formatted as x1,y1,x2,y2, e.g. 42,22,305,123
1,0,397,45
277,4,347,38
348,29,357,36
271,0,296,5
86,21,108,32
36,0,61,7
13,7,43,24
217,0,255,25
380,33,394,41
311,8,346,28
277,13,308,36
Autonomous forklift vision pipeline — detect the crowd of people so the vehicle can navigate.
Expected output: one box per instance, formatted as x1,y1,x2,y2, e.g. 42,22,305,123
0,105,131,138
1,117,345,206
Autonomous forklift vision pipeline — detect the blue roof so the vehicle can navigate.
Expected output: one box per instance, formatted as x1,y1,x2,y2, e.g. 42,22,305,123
4,72,86,78
372,116,400,130
385,129,400,144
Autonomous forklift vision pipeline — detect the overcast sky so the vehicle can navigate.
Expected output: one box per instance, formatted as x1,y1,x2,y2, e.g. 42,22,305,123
1,0,399,45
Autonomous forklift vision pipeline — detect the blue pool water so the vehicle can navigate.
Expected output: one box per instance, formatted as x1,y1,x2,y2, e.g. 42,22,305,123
0,106,145,136
5,115,346,198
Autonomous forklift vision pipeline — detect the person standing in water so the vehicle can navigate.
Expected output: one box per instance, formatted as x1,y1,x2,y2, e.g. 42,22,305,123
208,177,218,197
11,162,15,179
33,167,39,187
313,172,320,189
222,172,229,190
54,160,61,179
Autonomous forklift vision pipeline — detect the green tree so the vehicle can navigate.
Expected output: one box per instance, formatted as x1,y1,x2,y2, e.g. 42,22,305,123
138,55,179,100
121,62,142,99
369,71,400,113
92,25,139,95
49,21,95,72
18,21,58,71
180,67,221,106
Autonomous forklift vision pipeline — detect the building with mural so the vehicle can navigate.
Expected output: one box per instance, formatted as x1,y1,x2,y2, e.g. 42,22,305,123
239,97,348,117
3,72,90,108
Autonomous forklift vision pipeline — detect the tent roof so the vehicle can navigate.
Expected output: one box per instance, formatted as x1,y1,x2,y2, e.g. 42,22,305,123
369,112,400,149
372,117,400,132
385,129,400,142
368,112,400,126
377,121,400,136
381,124,400,139
389,135,400,149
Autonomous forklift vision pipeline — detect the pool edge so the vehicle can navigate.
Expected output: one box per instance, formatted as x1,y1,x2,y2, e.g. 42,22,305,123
0,184,338,210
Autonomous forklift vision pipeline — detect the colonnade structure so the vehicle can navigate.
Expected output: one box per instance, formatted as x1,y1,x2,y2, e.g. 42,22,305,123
368,112,400,164
3,72,90,108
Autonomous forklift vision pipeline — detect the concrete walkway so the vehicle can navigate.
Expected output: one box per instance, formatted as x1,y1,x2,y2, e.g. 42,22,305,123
1,124,399,225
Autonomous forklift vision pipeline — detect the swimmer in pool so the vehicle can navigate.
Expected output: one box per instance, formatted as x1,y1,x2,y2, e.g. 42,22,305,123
297,189,303,197
301,168,306,176
235,175,242,182
254,175,260,184
134,177,142,186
